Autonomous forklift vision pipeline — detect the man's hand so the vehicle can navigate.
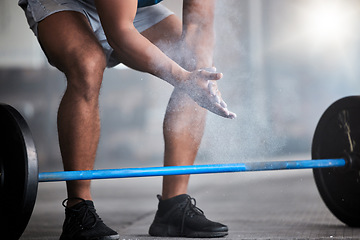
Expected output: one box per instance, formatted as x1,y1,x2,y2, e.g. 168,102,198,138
177,68,237,119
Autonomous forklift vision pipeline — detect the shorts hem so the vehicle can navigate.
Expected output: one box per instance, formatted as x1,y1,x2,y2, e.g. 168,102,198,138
30,9,85,36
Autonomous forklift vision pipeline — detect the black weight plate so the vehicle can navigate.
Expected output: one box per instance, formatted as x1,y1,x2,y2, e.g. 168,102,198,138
0,103,38,239
312,96,360,227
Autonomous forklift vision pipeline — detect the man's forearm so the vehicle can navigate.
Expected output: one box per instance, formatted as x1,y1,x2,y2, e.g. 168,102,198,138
95,0,188,87
109,27,188,86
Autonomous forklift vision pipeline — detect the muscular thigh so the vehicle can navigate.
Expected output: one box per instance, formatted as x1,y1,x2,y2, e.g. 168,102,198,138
37,11,106,74
141,14,182,53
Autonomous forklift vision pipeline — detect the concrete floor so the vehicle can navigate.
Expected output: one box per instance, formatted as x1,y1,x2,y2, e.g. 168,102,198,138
20,165,360,240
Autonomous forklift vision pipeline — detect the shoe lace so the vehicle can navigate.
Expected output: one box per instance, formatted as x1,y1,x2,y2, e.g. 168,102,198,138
62,198,102,231
181,196,204,234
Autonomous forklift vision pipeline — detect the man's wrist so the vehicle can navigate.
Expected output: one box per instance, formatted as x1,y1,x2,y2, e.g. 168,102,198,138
181,55,213,72
168,66,190,88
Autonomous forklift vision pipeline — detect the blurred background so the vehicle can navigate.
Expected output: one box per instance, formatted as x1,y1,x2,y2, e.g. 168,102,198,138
1,0,360,172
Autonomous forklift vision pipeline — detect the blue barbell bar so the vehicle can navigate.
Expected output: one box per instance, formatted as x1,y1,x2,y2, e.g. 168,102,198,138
38,158,346,182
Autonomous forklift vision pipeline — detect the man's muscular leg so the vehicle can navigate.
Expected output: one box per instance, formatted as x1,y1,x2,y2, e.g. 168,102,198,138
141,14,207,200
37,11,106,207
144,14,227,238
162,91,207,199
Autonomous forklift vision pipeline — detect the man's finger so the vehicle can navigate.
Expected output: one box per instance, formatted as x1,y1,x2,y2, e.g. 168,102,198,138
199,70,223,80
208,81,217,96
227,111,237,119
209,102,237,119
220,99,227,108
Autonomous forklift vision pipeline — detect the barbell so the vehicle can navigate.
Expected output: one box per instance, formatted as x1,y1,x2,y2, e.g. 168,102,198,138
1,96,360,240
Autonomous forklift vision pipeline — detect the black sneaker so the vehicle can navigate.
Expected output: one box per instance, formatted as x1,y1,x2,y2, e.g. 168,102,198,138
149,194,228,238
59,198,120,240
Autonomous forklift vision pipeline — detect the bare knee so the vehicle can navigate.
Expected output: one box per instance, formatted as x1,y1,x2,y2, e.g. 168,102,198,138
37,11,107,102
164,90,207,133
62,49,107,102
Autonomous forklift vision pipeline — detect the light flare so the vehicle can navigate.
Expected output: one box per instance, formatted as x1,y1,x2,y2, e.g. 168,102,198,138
301,1,357,47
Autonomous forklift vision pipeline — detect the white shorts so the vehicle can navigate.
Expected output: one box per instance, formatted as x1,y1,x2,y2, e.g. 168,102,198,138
18,0,173,67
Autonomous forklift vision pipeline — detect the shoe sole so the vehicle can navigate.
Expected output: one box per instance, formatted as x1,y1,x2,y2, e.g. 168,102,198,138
149,223,228,238
59,234,120,240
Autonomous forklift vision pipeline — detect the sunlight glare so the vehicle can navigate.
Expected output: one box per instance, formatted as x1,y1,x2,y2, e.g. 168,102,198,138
302,1,355,46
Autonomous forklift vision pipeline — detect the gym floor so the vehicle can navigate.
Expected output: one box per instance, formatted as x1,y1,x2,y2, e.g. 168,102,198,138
21,156,360,240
